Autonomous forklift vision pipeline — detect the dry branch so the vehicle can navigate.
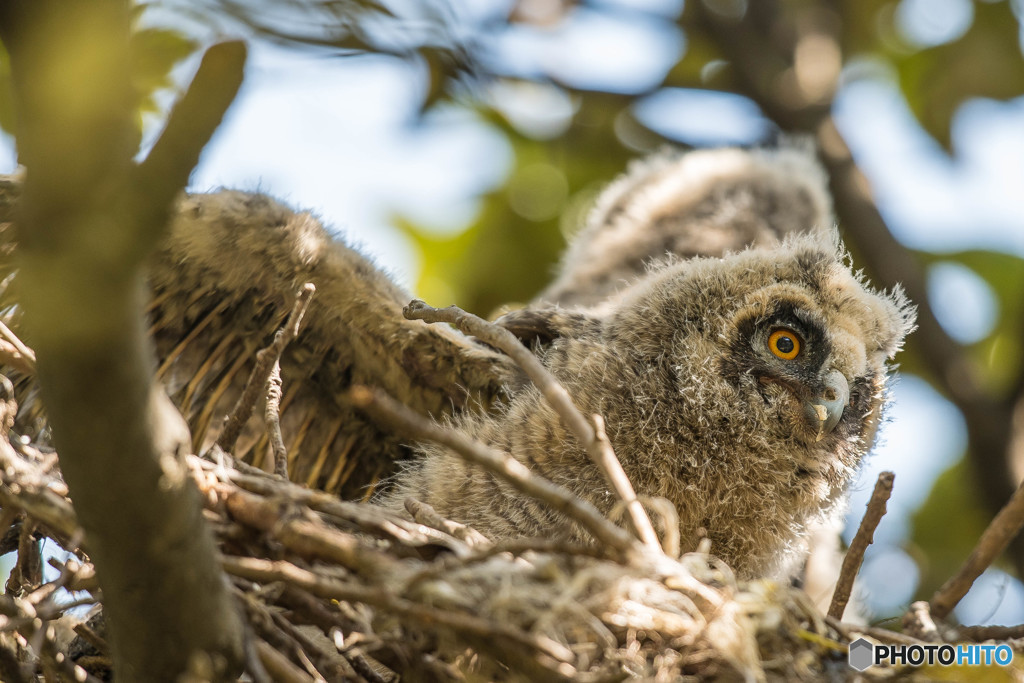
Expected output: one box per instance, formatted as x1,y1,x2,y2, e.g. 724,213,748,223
0,320,35,374
930,475,1024,619
902,601,941,642
265,361,288,477
403,300,662,552
828,471,894,620
217,282,315,454
0,2,250,675
4,398,1017,681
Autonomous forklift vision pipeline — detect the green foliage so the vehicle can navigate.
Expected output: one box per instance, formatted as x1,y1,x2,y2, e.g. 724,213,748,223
910,458,990,600
400,99,639,314
892,0,1024,149
130,25,198,118
918,249,1024,395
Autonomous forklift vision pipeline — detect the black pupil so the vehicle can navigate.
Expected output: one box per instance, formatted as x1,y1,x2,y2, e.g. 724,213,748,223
775,335,795,354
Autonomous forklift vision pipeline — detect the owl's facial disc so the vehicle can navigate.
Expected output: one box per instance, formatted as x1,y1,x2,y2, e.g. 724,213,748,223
802,368,849,441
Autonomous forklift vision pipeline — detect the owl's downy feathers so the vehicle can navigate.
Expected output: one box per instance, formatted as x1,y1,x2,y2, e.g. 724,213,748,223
385,146,915,578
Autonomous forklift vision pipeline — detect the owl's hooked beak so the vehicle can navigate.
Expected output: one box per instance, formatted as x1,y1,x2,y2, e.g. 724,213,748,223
803,369,850,441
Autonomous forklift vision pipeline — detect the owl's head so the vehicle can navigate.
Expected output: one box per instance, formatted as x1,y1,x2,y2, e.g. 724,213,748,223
599,231,916,449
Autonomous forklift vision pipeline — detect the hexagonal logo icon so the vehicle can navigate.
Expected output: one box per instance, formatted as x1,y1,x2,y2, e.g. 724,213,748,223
848,638,874,671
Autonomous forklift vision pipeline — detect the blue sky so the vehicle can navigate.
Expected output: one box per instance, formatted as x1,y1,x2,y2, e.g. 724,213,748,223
1,0,1023,623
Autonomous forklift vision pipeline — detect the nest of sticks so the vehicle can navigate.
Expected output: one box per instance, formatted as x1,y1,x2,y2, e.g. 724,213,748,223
0,285,1020,682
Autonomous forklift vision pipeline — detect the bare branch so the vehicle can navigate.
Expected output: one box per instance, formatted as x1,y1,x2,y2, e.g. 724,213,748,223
264,361,288,478
350,385,639,559
403,299,662,552
902,601,941,642
0,321,35,374
955,623,1024,642
930,475,1024,619
404,497,492,548
828,471,893,620
134,41,247,250
255,640,313,683
218,484,404,579
221,556,576,667
217,283,315,453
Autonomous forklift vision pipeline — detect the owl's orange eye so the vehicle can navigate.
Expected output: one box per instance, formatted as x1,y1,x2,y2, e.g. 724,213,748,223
768,329,801,360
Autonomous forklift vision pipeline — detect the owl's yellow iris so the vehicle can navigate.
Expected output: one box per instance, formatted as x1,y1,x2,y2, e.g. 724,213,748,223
768,329,801,360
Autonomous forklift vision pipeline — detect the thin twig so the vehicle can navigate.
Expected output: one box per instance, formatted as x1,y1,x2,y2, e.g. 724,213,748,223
955,623,1024,642
255,639,313,683
221,555,576,667
902,601,941,642
350,385,638,559
825,617,927,647
0,320,35,373
930,475,1024,619
264,361,288,478
217,283,315,453
72,623,110,656
828,471,894,620
404,497,492,548
403,300,662,552
219,485,404,579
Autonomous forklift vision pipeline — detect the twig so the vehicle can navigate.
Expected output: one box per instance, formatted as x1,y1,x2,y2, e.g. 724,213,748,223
824,616,927,647
403,300,662,552
134,40,248,251
219,485,403,579
828,471,893,620
0,320,35,374
242,628,273,683
930,474,1024,619
901,601,941,642
955,623,1024,642
255,639,313,683
350,385,638,559
0,478,80,542
217,283,315,453
6,520,41,595
264,361,288,478
221,556,576,666
72,623,110,656
404,497,492,548
28,547,85,607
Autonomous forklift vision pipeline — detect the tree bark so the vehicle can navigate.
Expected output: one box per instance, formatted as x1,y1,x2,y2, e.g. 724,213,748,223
0,1,245,679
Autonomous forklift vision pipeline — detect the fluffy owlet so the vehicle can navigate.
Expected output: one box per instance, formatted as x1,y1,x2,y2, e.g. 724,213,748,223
383,147,915,578
0,144,915,577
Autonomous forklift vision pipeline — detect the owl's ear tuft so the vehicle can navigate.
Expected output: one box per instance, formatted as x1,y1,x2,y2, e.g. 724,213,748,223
495,307,602,348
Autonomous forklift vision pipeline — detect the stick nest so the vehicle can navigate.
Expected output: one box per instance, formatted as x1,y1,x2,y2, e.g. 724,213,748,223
0,285,1016,682
0,418,854,682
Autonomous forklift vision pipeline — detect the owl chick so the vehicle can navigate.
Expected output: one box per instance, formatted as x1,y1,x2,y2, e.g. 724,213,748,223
537,143,833,308
385,229,914,578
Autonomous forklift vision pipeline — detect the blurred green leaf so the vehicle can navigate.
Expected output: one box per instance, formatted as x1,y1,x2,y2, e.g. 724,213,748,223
909,458,990,600
130,27,199,117
894,0,1024,149
663,31,732,90
917,249,1024,395
838,0,901,57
